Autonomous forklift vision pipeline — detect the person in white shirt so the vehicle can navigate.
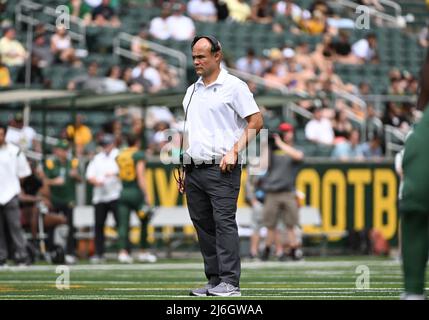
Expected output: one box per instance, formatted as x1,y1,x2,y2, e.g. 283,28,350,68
182,36,263,297
85,134,121,263
6,113,40,152
351,33,378,64
0,123,32,266
149,6,171,41
166,4,196,41
305,106,334,145
235,48,264,76
187,0,217,22
131,58,162,92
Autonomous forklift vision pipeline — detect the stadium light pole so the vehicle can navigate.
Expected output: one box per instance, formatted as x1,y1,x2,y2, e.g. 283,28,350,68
23,10,34,128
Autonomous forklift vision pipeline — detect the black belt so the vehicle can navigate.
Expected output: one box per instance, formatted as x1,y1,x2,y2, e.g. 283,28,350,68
184,158,220,171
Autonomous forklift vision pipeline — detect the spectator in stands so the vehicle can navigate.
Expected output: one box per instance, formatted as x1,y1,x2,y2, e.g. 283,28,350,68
148,121,170,155
149,5,171,41
250,0,274,24
299,9,328,35
67,61,104,92
351,33,379,64
0,26,27,67
361,133,383,159
272,0,307,34
92,0,121,27
0,123,32,267
157,59,179,89
33,34,55,67
0,57,11,87
213,0,229,21
166,3,195,41
43,139,83,265
235,48,264,76
65,114,93,156
357,0,384,12
86,134,121,263
308,0,334,16
331,128,364,161
131,58,162,93
67,0,93,26
332,109,353,143
122,66,151,93
17,55,48,87
131,25,151,58
294,41,314,73
305,105,334,145
50,26,79,66
318,60,355,94
6,112,40,152
261,122,304,261
224,0,252,23
382,102,410,133
331,30,353,64
263,61,287,89
187,0,217,22
102,65,128,93
310,33,335,73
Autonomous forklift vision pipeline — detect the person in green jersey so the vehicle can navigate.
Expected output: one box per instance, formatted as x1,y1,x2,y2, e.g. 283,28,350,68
400,49,429,300
116,134,157,263
44,139,82,264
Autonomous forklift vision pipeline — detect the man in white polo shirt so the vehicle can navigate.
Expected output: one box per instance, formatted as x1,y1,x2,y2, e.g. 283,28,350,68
0,123,31,266
85,134,121,263
182,36,263,296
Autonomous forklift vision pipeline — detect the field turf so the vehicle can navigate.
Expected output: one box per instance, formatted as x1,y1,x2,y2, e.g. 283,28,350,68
0,256,425,300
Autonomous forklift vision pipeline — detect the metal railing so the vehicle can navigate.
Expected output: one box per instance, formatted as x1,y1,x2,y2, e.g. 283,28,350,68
329,0,405,28
113,32,187,86
15,0,86,47
384,124,406,157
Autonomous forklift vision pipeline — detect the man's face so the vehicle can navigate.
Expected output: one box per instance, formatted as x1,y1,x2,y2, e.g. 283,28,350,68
0,128,5,145
54,147,68,160
192,38,220,78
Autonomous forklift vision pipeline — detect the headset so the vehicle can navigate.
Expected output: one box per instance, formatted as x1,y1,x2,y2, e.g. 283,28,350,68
174,35,222,192
191,35,221,53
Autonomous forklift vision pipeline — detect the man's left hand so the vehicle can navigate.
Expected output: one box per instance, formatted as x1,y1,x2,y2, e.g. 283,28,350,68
220,149,238,173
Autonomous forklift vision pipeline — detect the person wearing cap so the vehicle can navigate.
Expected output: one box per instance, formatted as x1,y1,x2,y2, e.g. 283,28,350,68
0,123,32,266
399,48,429,300
182,36,263,297
5,113,40,152
260,122,304,261
85,134,121,263
44,139,82,264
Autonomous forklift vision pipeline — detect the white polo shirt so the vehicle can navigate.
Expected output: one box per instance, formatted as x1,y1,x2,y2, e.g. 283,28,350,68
182,68,260,162
0,143,31,205
85,148,122,204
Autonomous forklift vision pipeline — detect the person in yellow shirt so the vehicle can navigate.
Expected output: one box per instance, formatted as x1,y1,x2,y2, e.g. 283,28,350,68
0,58,11,87
65,114,93,156
224,0,251,23
0,27,27,67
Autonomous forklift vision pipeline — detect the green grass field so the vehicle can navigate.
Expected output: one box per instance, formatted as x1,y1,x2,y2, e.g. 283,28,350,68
1,256,425,300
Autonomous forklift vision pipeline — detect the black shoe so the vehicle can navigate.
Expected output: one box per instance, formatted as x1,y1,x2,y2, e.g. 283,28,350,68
290,248,304,261
260,247,270,261
278,253,289,261
0,259,6,267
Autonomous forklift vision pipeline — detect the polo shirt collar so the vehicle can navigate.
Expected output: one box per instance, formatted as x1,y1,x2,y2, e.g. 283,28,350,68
196,68,228,88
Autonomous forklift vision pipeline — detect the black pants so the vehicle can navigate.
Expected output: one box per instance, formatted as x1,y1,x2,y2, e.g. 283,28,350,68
52,203,75,256
94,200,118,256
185,165,242,287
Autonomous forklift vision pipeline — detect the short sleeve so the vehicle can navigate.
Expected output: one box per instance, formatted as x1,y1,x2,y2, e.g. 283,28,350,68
16,151,31,179
133,150,145,163
232,81,260,119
